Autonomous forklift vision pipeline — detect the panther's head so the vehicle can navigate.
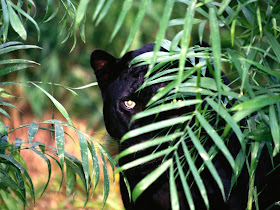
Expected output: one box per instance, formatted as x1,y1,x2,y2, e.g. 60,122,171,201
91,44,186,143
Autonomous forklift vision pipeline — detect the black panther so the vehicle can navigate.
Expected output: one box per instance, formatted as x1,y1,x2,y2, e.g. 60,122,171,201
90,43,280,209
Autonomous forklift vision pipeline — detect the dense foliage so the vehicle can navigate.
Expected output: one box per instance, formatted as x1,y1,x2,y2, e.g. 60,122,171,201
0,0,280,209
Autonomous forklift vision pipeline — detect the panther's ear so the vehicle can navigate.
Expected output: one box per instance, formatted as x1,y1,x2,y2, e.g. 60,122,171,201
91,50,118,91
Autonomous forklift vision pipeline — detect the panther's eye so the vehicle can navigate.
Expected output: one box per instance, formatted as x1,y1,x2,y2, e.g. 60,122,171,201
124,100,136,109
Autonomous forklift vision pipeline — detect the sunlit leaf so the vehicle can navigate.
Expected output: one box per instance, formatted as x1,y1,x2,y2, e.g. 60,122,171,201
132,159,172,202
121,116,192,142
170,163,179,210
218,0,231,15
116,147,175,172
76,0,89,27
181,140,209,208
92,0,105,21
117,132,183,160
231,95,280,111
175,152,195,210
132,100,202,121
209,8,222,100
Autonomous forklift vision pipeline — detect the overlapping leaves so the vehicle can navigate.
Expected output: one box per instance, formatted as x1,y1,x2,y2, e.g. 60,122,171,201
112,1,280,209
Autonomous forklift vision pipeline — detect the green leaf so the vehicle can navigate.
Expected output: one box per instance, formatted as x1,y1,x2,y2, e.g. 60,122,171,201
132,99,202,121
264,31,280,63
63,153,89,206
88,138,100,189
28,122,38,144
116,147,175,173
0,135,7,154
76,0,89,27
42,0,53,22
0,154,35,204
1,0,9,42
9,1,40,41
0,64,35,76
147,65,199,107
31,82,74,127
0,121,8,136
77,131,89,189
181,140,209,208
0,101,20,112
110,0,133,41
132,159,172,202
116,132,183,160
231,95,280,112
7,3,26,40
177,0,197,92
146,0,175,78
168,18,202,27
175,152,195,210
227,49,251,95
101,152,110,207
241,58,280,79
198,20,207,44
195,111,236,170
256,6,262,38
0,108,11,121
28,147,51,197
269,105,280,156
170,163,179,210
187,127,225,200
0,59,38,65
230,150,245,193
120,0,151,56
218,0,231,15
121,115,192,143
95,0,114,26
206,98,245,151
66,164,76,196
246,124,272,141
92,0,105,21
0,189,19,209
209,8,222,100
0,168,24,195
12,166,26,203
55,123,65,169
0,44,41,56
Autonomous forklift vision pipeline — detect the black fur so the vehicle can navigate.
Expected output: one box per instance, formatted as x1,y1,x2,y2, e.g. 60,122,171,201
91,44,280,209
